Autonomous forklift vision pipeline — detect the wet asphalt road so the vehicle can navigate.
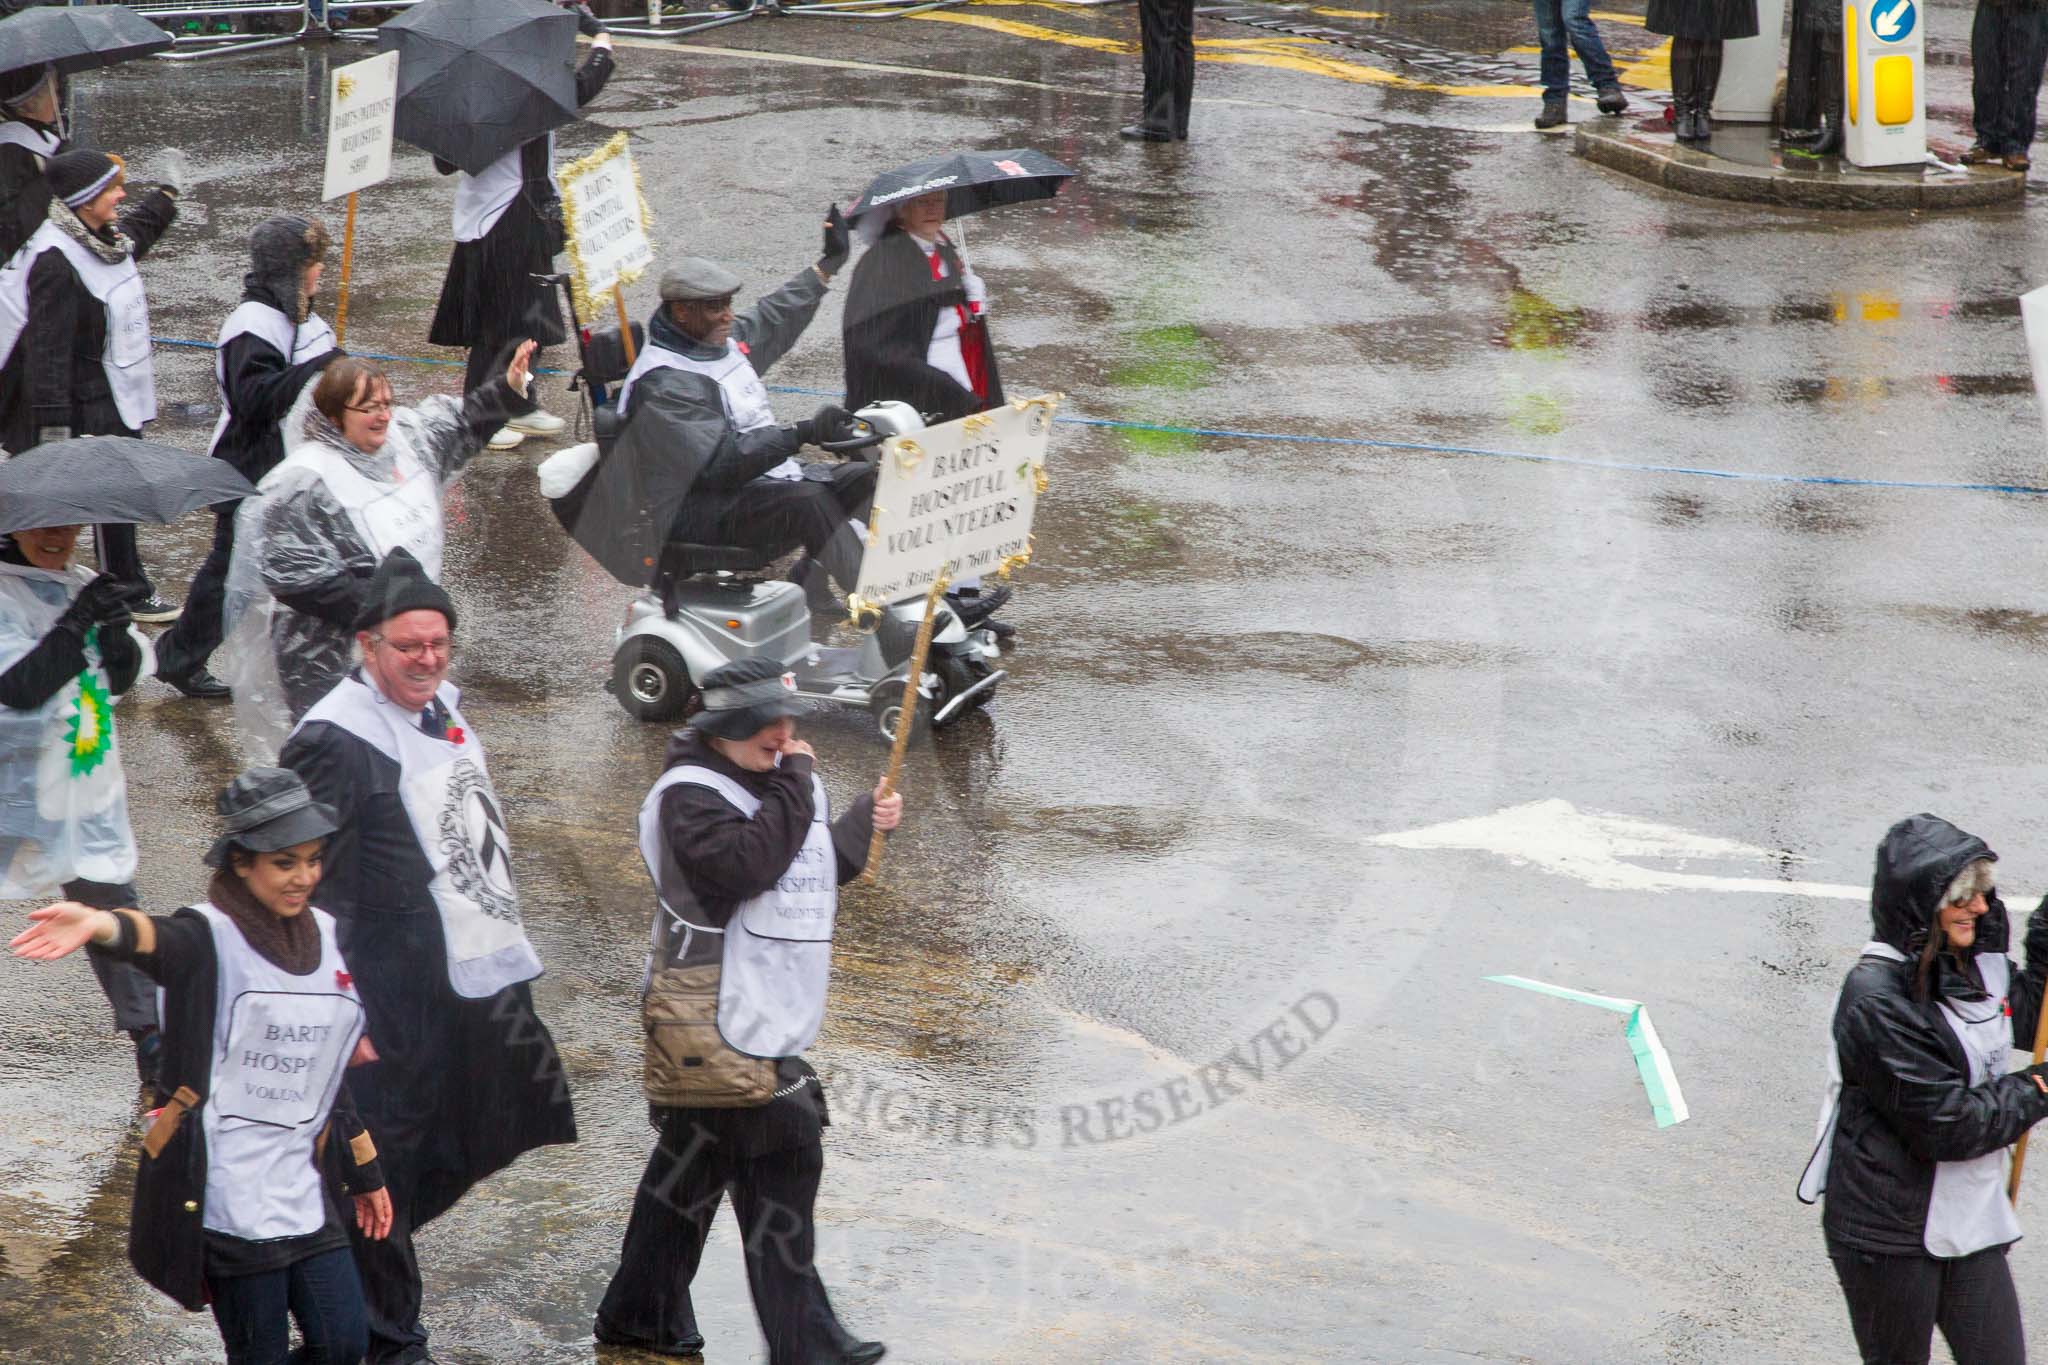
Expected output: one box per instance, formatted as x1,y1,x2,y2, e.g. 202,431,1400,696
6,3,2048,1362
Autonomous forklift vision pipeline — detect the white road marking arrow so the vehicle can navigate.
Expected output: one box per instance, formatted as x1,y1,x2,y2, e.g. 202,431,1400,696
1371,799,1867,899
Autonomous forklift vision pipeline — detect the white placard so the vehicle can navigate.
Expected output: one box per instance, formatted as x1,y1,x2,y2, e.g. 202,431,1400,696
557,134,655,310
322,51,399,202
853,400,1052,606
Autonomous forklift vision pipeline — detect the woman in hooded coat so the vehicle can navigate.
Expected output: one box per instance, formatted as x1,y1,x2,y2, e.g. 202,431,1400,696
155,215,342,701
1800,814,2048,1364
218,345,534,758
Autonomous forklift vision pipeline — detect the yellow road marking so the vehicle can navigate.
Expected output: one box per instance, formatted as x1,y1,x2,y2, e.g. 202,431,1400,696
1308,7,1388,16
912,10,1540,94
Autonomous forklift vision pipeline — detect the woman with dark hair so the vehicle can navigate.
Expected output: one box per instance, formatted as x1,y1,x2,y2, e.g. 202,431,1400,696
218,342,535,756
1799,814,2048,1365
9,765,392,1365
1645,0,1759,145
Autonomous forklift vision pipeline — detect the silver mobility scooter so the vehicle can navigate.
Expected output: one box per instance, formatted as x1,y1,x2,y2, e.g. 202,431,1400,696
537,312,1005,739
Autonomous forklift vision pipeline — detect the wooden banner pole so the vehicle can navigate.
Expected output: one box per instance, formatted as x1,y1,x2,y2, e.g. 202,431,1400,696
614,284,637,364
2010,999,2048,1202
334,191,358,346
860,571,950,884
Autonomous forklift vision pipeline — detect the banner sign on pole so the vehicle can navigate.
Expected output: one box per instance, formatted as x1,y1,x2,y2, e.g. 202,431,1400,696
322,51,399,202
852,398,1055,609
557,131,656,318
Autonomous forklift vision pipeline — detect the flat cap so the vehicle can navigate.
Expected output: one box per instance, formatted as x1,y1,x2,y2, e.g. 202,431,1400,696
659,256,744,302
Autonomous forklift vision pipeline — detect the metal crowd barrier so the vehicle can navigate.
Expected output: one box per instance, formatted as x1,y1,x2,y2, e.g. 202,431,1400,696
120,0,310,60
781,0,976,20
313,0,423,40
602,0,781,40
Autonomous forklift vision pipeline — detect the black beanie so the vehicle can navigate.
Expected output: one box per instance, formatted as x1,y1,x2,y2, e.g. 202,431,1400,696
352,548,457,633
46,148,119,209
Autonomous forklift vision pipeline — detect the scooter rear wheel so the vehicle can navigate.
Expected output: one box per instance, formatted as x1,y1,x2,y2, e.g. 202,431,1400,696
613,637,700,722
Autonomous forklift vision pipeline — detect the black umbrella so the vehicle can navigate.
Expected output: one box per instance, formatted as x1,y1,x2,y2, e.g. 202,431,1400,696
378,0,578,177
0,437,254,535
0,5,171,80
846,148,1075,240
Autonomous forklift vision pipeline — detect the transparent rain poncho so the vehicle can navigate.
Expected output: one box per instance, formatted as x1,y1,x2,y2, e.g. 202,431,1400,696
0,563,145,898
219,382,485,763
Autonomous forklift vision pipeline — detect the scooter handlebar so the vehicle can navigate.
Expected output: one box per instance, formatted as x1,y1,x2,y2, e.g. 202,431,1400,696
820,418,886,455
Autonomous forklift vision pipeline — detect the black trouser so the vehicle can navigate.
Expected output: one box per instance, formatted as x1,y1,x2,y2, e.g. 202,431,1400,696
65,877,156,1034
1972,2,2048,156
153,500,238,680
1828,1239,2026,1365
670,464,877,599
1137,0,1196,137
596,1110,858,1364
92,523,154,601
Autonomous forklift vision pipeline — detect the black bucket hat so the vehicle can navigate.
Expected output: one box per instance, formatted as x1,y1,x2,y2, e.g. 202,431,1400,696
203,766,340,868
688,658,808,740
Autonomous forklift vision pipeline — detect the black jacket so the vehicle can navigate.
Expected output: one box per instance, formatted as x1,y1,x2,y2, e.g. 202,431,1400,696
101,906,384,1311
842,224,1005,422
1816,814,2048,1254
7,190,177,449
214,284,341,482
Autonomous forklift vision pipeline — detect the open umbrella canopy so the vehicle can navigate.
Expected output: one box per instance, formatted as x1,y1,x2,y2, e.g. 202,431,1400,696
378,0,578,177
0,437,254,535
846,148,1075,242
0,4,171,79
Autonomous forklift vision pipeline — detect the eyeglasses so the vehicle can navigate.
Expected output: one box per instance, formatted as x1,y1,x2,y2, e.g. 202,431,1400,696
370,633,454,662
346,400,394,416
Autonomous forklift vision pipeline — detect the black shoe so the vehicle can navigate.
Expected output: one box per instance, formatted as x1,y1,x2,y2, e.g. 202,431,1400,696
842,1344,886,1365
945,584,1012,626
160,666,230,699
1596,84,1628,114
1119,123,1173,141
128,593,181,625
593,1321,705,1357
1534,95,1567,129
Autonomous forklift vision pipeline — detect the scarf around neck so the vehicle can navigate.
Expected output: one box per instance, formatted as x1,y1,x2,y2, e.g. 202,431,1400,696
48,198,131,265
207,866,321,975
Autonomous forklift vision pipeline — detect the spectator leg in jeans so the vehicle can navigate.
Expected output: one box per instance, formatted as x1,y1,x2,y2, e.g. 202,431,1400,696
1973,0,2008,150
1561,0,1619,90
1532,0,1571,98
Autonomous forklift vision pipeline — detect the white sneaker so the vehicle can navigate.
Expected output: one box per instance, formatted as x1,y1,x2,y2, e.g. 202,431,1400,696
487,426,526,451
507,408,567,436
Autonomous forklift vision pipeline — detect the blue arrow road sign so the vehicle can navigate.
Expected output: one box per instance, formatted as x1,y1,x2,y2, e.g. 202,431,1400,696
1872,0,1915,42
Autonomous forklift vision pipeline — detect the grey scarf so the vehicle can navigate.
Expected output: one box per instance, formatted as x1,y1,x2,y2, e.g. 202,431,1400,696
46,198,131,265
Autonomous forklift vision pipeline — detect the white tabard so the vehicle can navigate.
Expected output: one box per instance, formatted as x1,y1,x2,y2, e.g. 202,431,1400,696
208,301,337,456
451,138,551,243
17,218,155,429
194,902,364,1243
295,675,542,999
0,120,60,163
617,342,800,481
638,763,836,1058
284,441,444,580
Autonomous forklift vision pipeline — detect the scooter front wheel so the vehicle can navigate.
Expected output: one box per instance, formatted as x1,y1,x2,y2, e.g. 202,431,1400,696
613,637,701,723
869,682,932,744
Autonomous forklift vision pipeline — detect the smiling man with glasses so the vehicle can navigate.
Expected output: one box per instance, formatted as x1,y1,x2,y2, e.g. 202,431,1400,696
279,546,575,1365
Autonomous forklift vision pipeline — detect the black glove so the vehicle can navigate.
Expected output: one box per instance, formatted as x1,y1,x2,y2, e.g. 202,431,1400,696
817,205,850,278
58,574,133,633
569,1,607,35
793,403,854,448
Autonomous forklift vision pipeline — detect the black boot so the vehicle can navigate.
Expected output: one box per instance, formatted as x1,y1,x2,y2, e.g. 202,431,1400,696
1668,39,1698,142
1694,40,1723,145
